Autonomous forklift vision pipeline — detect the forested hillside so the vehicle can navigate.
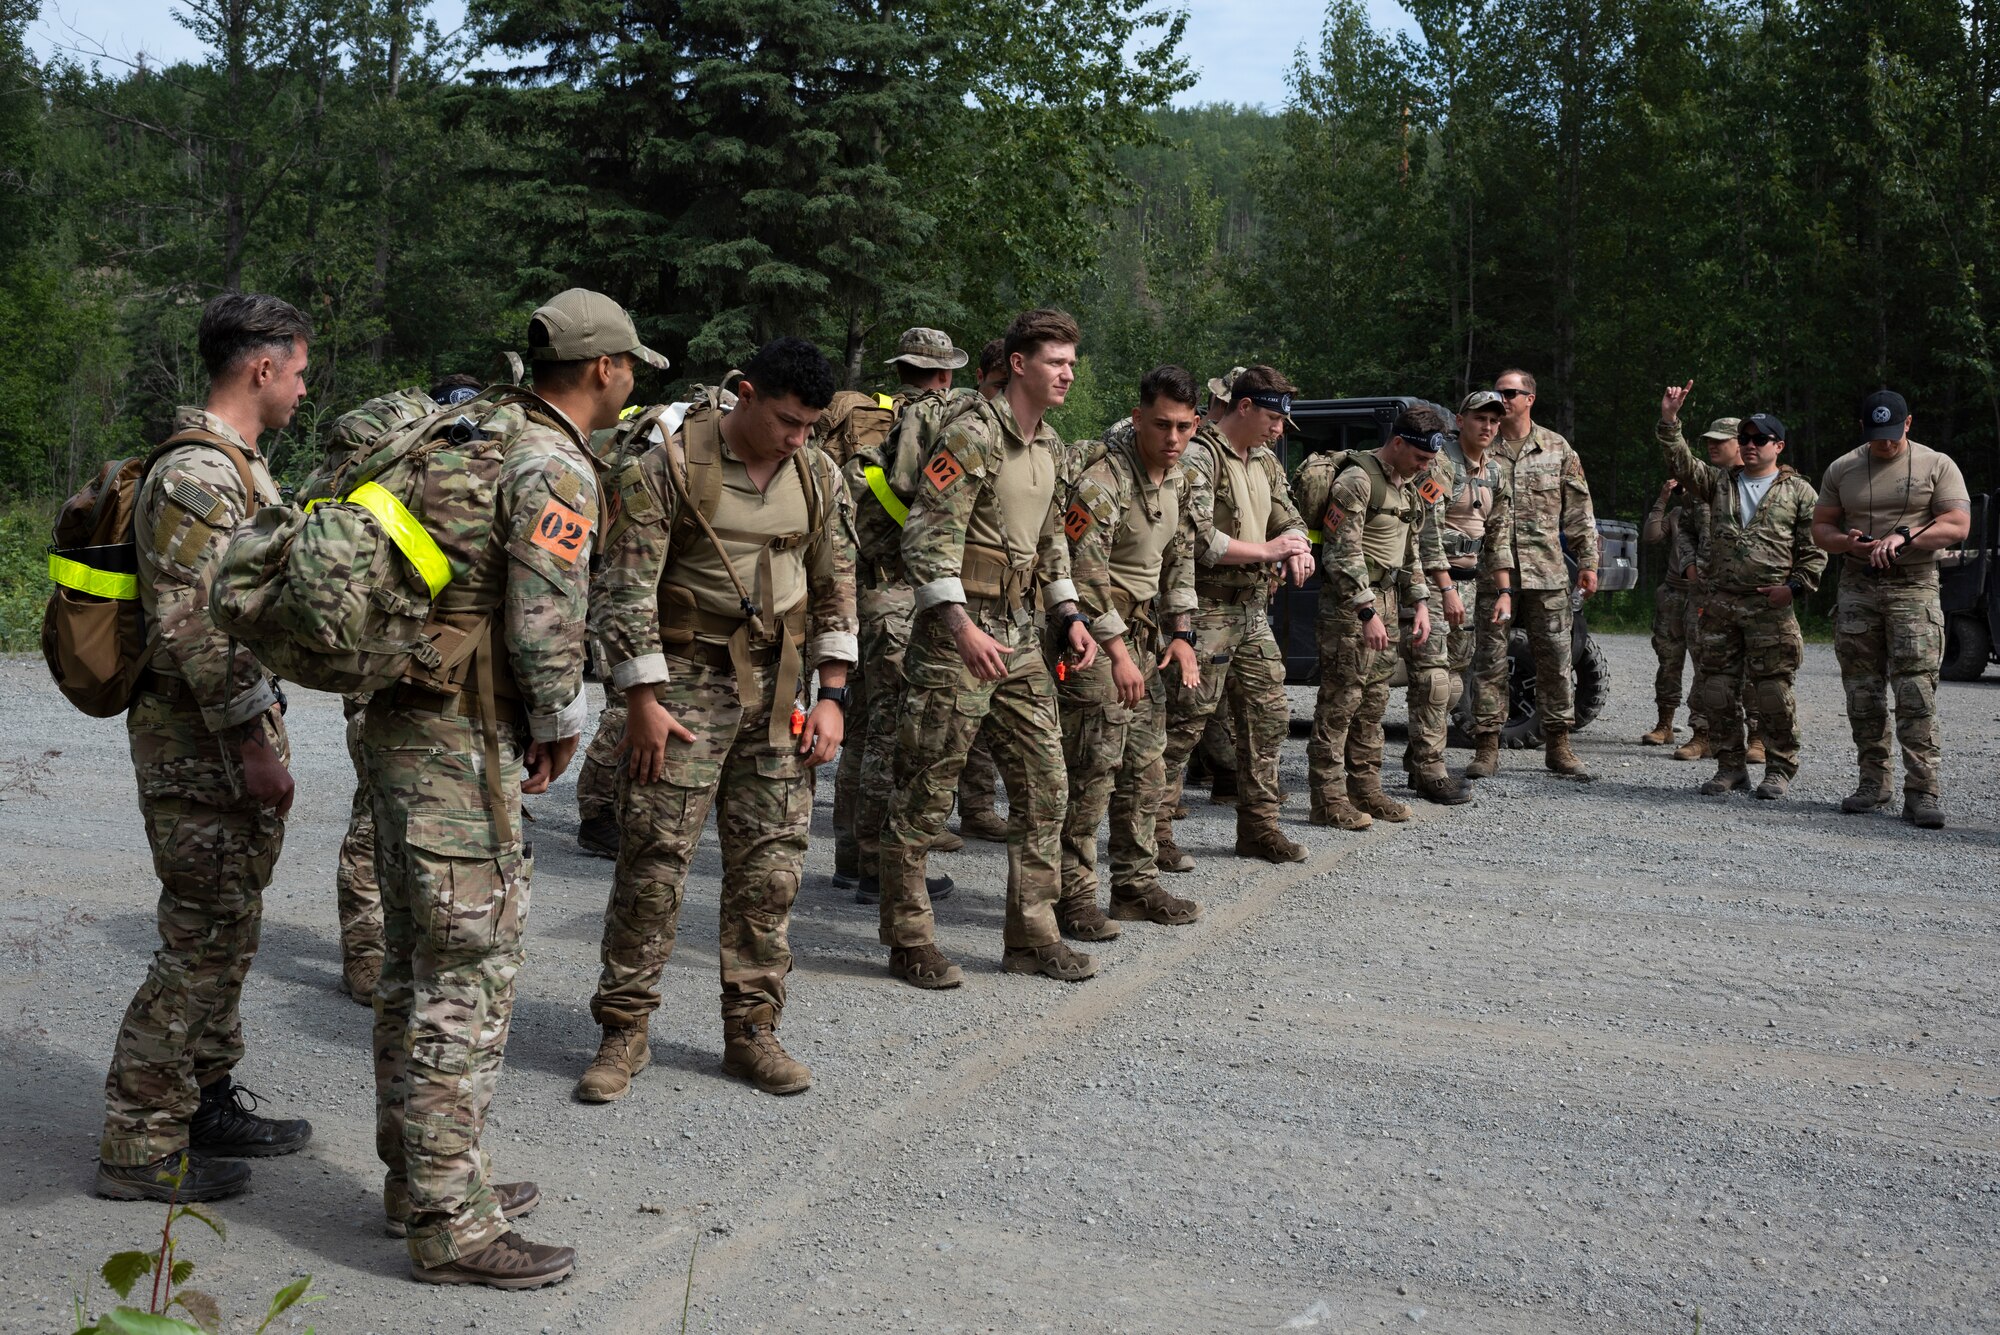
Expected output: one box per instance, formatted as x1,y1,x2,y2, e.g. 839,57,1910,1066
3,0,1997,519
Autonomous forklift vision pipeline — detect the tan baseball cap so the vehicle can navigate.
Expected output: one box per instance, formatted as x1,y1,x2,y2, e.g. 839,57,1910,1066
1700,416,1741,442
1458,389,1505,415
529,289,668,370
885,327,968,371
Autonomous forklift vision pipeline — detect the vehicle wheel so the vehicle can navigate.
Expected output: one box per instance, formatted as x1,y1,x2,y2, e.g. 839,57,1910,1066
1942,613,1991,682
1572,636,1611,729
1500,631,1541,749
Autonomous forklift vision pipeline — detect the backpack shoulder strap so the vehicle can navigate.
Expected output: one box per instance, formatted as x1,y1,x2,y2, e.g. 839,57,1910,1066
149,428,261,508
1348,450,1391,514
659,404,765,631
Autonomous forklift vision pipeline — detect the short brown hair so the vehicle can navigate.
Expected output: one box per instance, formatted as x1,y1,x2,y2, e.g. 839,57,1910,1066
1393,404,1449,438
1494,367,1537,393
1002,308,1081,366
1228,364,1297,403
198,292,312,380
978,337,1008,378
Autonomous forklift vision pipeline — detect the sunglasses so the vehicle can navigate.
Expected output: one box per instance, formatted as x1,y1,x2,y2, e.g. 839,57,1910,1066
1495,387,1531,400
1737,433,1774,447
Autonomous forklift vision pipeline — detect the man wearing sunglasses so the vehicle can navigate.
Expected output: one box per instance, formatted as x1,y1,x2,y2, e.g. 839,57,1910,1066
1811,390,1971,828
1658,383,1825,799
1488,370,1598,779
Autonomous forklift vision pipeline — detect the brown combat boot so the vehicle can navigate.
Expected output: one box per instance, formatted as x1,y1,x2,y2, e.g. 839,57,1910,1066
1156,817,1195,873
1464,732,1501,779
1234,815,1308,863
1673,729,1710,761
1408,770,1472,806
1841,776,1893,813
721,1006,812,1095
574,1022,650,1104
1903,792,1946,829
341,954,381,1007
889,943,964,989
1544,726,1593,780
1348,782,1411,823
1057,895,1122,941
411,1231,576,1289
1745,733,1767,765
1755,772,1790,801
1639,708,1676,746
1699,767,1750,795
957,808,1010,842
1309,795,1373,830
929,828,965,853
1108,884,1203,925
1002,941,1098,981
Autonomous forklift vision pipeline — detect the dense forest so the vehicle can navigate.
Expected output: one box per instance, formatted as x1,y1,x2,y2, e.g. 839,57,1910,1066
3,0,1998,527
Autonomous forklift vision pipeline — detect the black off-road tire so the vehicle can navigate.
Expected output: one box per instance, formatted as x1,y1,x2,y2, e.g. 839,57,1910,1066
1498,630,1613,748
1941,614,1991,682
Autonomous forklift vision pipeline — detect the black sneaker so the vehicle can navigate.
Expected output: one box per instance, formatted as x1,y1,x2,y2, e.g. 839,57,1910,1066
97,1152,250,1202
577,815,619,859
189,1078,312,1158
854,873,954,905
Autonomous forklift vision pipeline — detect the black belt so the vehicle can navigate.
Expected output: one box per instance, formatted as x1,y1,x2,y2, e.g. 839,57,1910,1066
669,640,784,674
1196,582,1265,606
136,669,192,703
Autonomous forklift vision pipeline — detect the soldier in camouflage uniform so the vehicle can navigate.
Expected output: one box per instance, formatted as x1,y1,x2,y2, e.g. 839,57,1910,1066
368,290,646,1288
1393,420,1471,806
1294,408,1439,829
1055,367,1206,938
1480,369,1598,780
309,375,486,1001
837,328,971,899
1442,391,1518,781
1812,389,1973,829
580,337,857,1102
1157,366,1314,867
879,308,1102,989
1658,385,1827,799
96,294,313,1206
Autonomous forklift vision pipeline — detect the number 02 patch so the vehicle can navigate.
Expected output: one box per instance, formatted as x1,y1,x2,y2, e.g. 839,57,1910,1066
529,497,592,563
1063,502,1095,541
924,448,965,492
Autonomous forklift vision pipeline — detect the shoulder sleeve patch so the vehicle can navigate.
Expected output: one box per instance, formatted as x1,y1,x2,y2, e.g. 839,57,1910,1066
530,496,592,564
1322,501,1347,534
1064,500,1095,541
924,447,965,492
1417,476,1446,506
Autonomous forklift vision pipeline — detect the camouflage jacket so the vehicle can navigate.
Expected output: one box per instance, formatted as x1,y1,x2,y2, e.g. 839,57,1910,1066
1643,487,1704,587
1063,421,1196,645
1293,448,1428,608
1437,438,1515,578
1181,420,1307,592
843,386,963,581
592,409,858,689
901,392,1077,617
137,408,283,734
1658,419,1826,595
1499,423,1596,590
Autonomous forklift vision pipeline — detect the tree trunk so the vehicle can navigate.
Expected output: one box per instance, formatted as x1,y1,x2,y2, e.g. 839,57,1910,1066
221,0,248,289
844,309,866,390
368,3,408,365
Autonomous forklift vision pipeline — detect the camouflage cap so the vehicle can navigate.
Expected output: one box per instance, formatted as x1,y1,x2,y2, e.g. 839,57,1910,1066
1206,366,1249,405
885,327,969,371
530,288,669,371
1700,416,1741,441
1458,389,1505,415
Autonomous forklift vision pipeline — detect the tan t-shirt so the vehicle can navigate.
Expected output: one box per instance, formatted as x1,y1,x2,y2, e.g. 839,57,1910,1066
1219,446,1273,543
1109,467,1181,605
966,433,1055,565
663,433,813,641
1816,440,1969,570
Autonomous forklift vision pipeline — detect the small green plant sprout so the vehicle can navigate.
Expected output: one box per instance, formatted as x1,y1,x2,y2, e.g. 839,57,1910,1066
71,1155,320,1334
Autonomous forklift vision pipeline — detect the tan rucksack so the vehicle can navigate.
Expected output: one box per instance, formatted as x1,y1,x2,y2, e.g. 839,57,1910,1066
813,390,896,465
42,430,256,717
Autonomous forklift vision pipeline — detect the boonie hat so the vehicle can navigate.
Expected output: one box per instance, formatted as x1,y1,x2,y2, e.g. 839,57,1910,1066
1699,416,1741,442
529,289,669,370
1207,366,1249,406
1859,389,1909,440
1458,389,1505,415
885,327,969,371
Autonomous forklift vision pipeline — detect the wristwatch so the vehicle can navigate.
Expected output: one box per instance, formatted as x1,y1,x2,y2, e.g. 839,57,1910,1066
816,686,851,712
1171,630,1197,646
1356,605,1378,623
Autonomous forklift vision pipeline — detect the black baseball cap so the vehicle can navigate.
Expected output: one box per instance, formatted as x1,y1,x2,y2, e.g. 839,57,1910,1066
1739,412,1786,442
1859,390,1909,440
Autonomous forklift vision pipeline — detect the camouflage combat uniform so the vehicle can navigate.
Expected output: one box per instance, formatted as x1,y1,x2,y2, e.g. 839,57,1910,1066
589,401,857,1031
1159,422,1307,844
575,655,625,825
1489,424,1596,730
364,391,597,1268
1816,440,1970,800
1295,449,1428,816
1645,488,1759,739
1659,419,1825,780
1437,438,1515,733
1056,422,1197,920
1394,453,1455,780
880,394,1076,952
101,408,286,1167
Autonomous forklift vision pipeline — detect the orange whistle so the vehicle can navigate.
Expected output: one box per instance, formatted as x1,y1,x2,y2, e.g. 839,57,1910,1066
1056,658,1068,682
790,706,805,736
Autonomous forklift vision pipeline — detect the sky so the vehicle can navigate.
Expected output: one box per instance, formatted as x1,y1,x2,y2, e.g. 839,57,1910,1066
26,0,1417,110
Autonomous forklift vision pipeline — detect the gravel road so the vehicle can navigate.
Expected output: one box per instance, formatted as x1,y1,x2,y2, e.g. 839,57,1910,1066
2,633,1996,1334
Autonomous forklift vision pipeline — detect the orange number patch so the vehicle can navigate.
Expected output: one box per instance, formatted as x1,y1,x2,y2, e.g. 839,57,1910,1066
1322,501,1347,533
1417,476,1445,505
529,497,592,564
924,448,965,492
1063,502,1094,541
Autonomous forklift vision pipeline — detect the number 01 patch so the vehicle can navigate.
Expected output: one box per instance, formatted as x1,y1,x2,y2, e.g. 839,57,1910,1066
1417,476,1446,505
530,497,592,563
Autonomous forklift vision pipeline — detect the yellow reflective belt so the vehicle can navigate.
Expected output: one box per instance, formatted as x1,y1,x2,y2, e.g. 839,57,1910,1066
875,393,894,411
862,466,909,527
1306,529,1322,543
347,481,454,596
48,552,138,600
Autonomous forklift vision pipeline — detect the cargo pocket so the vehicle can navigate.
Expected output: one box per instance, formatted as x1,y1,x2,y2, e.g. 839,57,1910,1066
405,814,525,955
755,749,807,782
1889,603,1945,672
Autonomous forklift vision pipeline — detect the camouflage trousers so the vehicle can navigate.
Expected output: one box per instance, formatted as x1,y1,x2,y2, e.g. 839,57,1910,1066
881,606,1066,950
850,582,915,877
338,695,383,968
102,693,287,1165
1694,590,1804,777
1680,589,1760,735
1479,585,1573,729
1058,625,1169,907
1465,580,1515,734
1162,598,1288,824
1397,590,1452,778
832,664,866,869
1652,581,1695,716
366,701,531,1269
595,654,811,1027
576,690,626,823
1834,571,1946,796
1309,586,1400,801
